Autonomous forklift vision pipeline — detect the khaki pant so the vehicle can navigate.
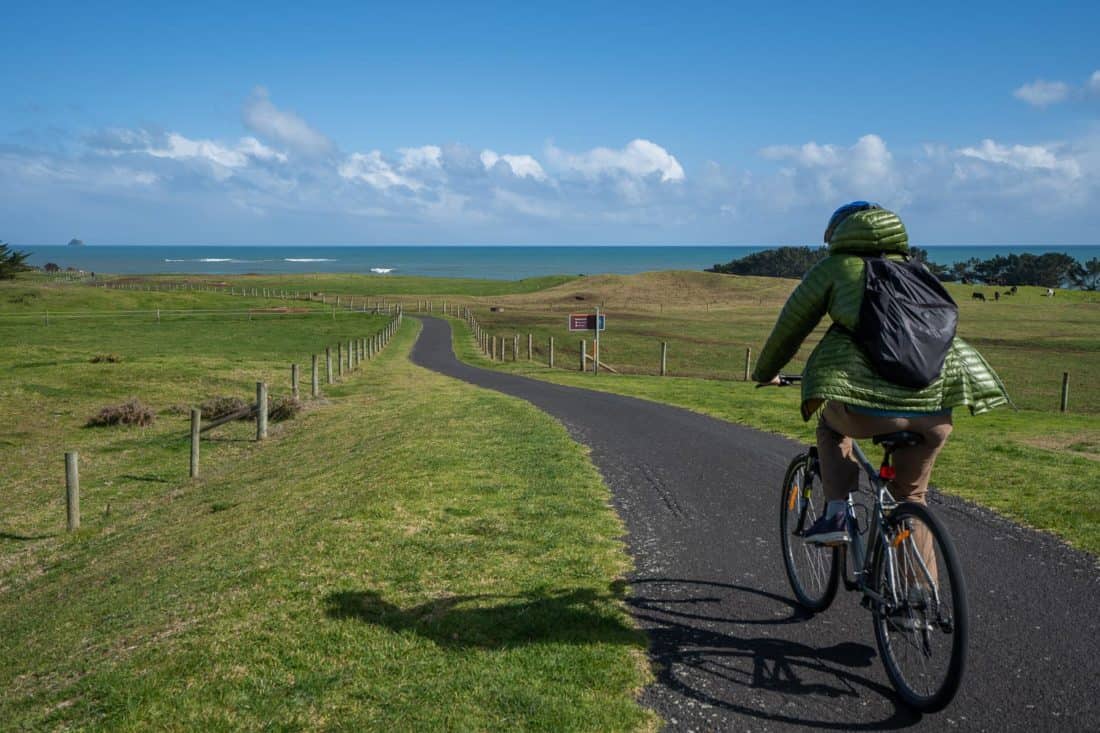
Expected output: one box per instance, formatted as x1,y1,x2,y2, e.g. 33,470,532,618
816,401,952,504
816,402,952,587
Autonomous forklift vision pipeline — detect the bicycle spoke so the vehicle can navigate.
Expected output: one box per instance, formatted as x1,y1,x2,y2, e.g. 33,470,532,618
872,504,966,711
780,456,838,612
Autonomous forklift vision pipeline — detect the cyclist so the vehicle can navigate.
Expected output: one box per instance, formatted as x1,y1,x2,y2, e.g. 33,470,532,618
753,202,1010,549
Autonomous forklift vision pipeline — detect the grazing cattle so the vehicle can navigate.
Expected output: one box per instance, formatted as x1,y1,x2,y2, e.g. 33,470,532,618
1009,285,1019,295
972,292,986,302
994,291,1000,301
1044,288,1055,297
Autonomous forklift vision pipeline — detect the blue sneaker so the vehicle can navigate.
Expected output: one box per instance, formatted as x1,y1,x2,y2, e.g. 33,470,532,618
802,512,850,546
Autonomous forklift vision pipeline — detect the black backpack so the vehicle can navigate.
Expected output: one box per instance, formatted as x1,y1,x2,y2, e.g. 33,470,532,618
852,256,958,389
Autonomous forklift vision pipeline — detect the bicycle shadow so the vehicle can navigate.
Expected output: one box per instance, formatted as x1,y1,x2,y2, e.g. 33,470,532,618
324,586,644,649
628,577,922,730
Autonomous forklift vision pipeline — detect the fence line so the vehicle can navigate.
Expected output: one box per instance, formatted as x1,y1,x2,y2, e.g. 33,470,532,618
58,309,403,533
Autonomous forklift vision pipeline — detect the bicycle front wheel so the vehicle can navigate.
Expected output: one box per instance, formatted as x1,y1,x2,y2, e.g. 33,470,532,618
872,502,968,712
779,452,839,612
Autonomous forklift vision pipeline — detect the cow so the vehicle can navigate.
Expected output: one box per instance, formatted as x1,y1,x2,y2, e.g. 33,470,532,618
1044,288,1055,297
994,291,1000,301
972,292,986,302
1009,285,1019,295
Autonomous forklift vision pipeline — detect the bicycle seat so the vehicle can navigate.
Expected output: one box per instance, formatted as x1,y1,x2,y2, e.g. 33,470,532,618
872,431,924,450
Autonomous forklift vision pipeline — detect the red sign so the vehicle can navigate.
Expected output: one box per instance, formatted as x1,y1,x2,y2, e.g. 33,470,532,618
568,313,606,332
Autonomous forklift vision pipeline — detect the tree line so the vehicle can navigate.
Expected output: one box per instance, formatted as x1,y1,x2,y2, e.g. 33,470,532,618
709,246,1099,290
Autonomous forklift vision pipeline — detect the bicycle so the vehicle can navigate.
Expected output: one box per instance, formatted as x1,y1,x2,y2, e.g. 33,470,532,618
767,375,968,712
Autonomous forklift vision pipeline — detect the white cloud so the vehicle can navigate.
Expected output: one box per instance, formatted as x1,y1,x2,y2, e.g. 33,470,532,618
546,139,685,182
1088,70,1100,95
1012,79,1070,107
955,139,1081,178
242,87,333,156
338,150,422,190
760,141,840,166
398,145,443,171
238,136,288,163
758,134,901,205
85,129,287,180
480,149,547,181
148,133,249,169
7,86,1100,245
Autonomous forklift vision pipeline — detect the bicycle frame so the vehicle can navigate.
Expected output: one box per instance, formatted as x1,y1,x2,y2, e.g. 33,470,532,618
841,441,940,614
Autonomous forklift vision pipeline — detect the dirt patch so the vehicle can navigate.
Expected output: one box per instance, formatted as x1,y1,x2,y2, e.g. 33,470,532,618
1021,435,1100,461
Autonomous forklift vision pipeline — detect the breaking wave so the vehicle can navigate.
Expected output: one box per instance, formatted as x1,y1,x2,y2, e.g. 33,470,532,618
163,258,269,264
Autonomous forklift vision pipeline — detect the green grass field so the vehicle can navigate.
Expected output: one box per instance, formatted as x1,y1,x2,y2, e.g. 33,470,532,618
3,268,1095,727
459,271,1100,415
105,272,578,297
95,269,1100,414
0,280,653,730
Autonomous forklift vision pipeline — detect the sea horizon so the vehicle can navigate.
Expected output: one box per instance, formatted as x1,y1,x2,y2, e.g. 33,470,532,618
19,243,1100,280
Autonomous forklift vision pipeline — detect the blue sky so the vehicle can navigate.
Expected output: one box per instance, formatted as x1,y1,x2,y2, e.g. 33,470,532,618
2,1,1098,245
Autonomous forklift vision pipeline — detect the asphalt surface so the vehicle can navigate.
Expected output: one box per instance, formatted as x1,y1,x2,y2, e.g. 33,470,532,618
411,317,1099,732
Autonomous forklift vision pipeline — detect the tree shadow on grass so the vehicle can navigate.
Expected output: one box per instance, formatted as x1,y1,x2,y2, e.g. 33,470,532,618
324,586,644,649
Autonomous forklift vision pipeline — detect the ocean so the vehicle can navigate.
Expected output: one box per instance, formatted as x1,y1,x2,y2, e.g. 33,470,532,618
18,245,1100,280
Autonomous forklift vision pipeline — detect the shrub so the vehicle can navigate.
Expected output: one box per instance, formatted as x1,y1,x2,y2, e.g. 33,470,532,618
89,353,123,363
269,395,302,422
86,399,156,428
200,396,250,421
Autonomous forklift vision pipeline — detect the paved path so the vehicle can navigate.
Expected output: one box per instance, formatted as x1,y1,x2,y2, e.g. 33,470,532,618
411,317,1099,731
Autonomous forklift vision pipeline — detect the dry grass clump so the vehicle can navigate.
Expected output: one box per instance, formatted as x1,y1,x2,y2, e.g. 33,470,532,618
200,396,250,421
86,399,156,428
269,395,302,422
89,353,123,363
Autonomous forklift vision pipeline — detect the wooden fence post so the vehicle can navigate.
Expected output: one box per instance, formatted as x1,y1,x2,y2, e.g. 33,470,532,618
1061,372,1070,412
744,347,752,382
291,363,300,399
513,334,519,362
256,382,268,440
491,336,498,361
190,408,201,478
326,347,334,385
580,340,586,371
338,343,344,377
311,355,319,398
548,337,555,368
660,341,668,376
528,333,533,360
65,451,80,531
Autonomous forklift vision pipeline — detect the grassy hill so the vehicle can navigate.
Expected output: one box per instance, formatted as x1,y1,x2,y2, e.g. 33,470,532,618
0,281,652,730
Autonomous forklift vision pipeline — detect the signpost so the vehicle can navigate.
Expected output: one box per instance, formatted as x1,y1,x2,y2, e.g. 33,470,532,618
568,310,606,373
568,313,606,332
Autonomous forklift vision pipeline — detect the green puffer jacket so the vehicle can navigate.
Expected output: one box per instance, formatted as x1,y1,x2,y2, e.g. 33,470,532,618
751,208,1011,421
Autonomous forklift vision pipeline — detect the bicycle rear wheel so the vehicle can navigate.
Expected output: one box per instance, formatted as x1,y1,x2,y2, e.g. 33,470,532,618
779,453,839,612
872,502,968,712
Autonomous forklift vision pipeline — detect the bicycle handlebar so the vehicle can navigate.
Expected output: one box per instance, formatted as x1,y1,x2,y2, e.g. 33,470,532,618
755,374,803,388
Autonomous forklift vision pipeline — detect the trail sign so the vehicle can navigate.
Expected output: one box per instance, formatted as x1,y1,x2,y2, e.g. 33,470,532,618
569,313,606,332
